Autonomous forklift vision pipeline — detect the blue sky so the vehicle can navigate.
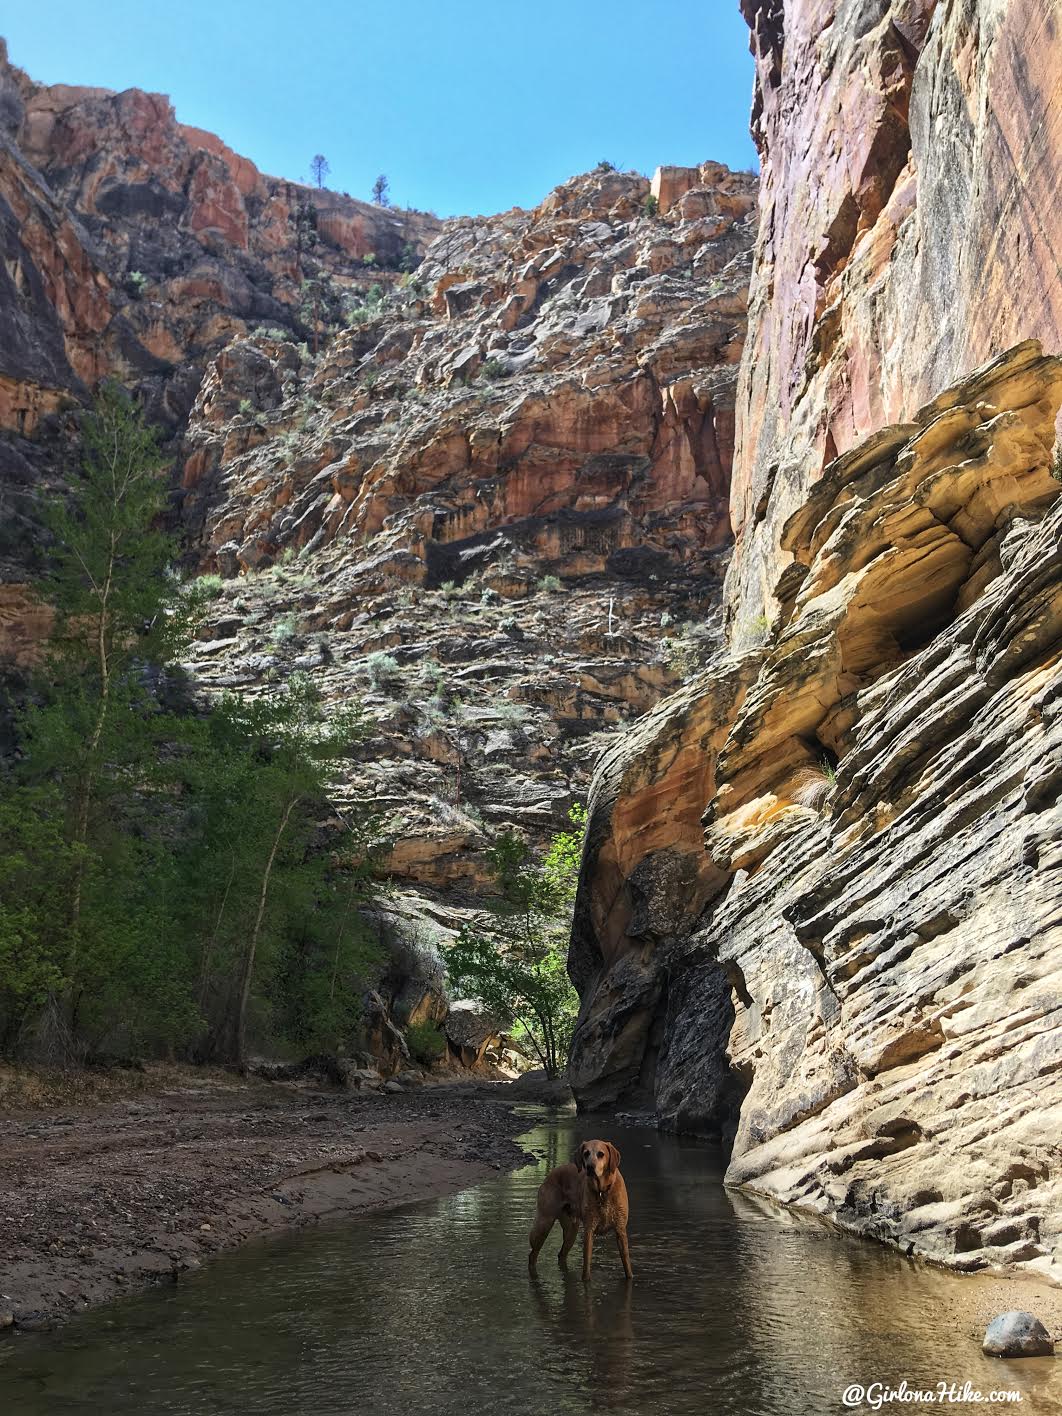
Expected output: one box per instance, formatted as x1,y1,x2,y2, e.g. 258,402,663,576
3,3,757,217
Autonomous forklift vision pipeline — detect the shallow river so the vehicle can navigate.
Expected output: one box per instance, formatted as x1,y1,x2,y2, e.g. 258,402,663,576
2,1111,1059,1415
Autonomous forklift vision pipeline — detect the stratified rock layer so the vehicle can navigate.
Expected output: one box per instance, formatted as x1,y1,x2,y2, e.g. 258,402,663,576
730,0,1062,627
181,162,755,938
0,37,439,442
569,342,1062,1279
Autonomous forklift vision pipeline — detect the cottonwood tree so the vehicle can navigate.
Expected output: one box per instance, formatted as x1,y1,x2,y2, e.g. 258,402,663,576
0,385,383,1064
10,384,203,1052
447,806,585,1078
177,675,377,1065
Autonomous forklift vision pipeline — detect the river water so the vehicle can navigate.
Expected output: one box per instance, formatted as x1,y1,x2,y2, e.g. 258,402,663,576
1,1111,1059,1415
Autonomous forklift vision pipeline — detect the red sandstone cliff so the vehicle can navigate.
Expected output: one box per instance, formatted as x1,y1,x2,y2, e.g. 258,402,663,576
0,37,439,440
730,0,1062,626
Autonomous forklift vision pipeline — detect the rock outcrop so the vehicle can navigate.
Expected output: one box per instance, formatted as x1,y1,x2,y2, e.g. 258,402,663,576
180,162,755,575
569,340,1062,1278
0,37,438,445
178,161,756,939
730,0,1062,627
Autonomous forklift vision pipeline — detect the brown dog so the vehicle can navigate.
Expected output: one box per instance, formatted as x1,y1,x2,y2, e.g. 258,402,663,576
528,1138,633,1281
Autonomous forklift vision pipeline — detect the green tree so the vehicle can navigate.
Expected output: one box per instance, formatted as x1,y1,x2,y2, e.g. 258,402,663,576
310,153,330,189
12,383,206,1049
447,805,585,1078
0,787,75,1053
176,674,378,1064
0,385,383,1066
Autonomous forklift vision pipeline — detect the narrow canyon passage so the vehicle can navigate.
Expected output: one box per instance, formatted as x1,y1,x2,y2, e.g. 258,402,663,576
2,1113,1059,1416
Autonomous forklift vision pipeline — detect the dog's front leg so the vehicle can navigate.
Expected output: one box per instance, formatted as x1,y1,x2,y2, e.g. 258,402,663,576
582,1225,594,1282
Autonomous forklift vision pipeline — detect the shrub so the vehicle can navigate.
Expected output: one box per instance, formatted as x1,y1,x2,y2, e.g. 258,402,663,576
481,358,506,381
1052,444,1062,483
194,573,224,600
258,326,291,342
595,159,617,173
537,574,563,593
126,270,149,298
277,429,300,465
271,613,299,644
238,398,254,416
663,621,716,677
405,1019,446,1065
363,252,378,267
422,660,447,695
734,612,772,649
495,701,529,726
364,651,401,687
643,194,660,218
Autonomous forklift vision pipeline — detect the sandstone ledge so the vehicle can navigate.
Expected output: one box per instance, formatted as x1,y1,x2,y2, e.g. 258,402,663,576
568,341,1062,1279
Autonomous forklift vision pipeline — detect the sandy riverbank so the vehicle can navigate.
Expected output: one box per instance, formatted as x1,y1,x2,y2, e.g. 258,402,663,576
0,1065,535,1330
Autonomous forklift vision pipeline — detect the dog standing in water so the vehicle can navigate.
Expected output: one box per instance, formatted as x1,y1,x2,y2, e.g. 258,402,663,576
528,1138,633,1281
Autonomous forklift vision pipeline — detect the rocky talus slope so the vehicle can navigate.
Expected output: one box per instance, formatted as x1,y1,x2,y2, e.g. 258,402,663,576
730,0,1062,626
180,162,756,976
568,340,1062,1277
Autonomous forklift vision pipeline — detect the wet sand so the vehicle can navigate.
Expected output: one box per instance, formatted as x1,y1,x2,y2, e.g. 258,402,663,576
0,1066,532,1330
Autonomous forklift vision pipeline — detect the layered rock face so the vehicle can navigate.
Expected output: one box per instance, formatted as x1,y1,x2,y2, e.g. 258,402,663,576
181,163,755,961
569,341,1062,1277
0,40,758,1070
181,162,755,577
730,0,1062,627
0,37,438,446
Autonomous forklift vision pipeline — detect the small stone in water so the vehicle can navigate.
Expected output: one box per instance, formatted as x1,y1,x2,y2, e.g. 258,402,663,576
982,1311,1054,1358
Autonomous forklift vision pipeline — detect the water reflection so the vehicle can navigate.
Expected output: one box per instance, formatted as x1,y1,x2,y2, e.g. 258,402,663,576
529,1271,635,1408
0,1114,1059,1416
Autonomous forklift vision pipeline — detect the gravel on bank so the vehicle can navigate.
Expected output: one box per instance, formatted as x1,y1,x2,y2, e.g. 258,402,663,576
0,1066,535,1331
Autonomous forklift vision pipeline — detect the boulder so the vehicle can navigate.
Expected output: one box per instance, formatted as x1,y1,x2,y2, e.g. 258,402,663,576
508,1069,573,1105
444,1000,503,1069
982,1313,1055,1359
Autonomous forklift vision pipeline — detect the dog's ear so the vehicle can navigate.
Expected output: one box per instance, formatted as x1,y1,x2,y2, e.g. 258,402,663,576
607,1142,621,1174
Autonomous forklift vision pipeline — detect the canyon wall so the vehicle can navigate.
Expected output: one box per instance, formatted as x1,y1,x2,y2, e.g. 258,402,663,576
0,35,758,1066
568,0,1062,1279
730,0,1062,627
0,37,438,445
178,160,756,978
